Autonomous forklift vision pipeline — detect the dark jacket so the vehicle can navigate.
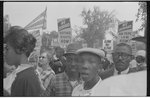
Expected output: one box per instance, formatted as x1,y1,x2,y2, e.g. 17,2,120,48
99,65,146,80
11,67,42,96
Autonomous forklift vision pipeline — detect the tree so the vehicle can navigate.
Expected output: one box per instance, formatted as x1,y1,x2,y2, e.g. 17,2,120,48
72,25,83,42
50,30,58,38
80,6,117,47
136,2,147,31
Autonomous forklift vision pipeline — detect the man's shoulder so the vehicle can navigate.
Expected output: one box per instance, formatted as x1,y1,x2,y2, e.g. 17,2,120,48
129,66,147,73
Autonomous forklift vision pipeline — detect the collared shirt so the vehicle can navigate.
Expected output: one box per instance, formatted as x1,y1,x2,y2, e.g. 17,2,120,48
41,72,80,96
114,67,129,76
72,78,102,96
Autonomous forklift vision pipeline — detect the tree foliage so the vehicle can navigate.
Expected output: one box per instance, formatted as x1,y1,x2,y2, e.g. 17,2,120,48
50,30,58,38
136,2,147,31
80,6,117,47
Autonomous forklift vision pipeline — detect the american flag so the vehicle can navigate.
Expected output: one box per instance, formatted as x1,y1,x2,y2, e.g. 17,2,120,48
24,7,47,30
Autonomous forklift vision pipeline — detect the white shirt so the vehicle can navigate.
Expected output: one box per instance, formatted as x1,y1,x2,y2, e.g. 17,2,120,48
114,67,129,76
91,71,147,96
72,78,102,96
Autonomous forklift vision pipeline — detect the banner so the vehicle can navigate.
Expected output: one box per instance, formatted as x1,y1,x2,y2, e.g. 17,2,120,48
58,18,71,31
103,40,113,53
57,18,72,48
118,21,133,44
24,7,47,30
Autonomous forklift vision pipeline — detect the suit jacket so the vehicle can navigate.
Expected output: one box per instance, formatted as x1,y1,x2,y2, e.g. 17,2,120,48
99,65,146,80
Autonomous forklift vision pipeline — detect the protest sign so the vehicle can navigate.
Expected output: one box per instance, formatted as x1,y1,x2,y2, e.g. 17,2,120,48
57,18,72,48
118,21,133,44
103,40,113,53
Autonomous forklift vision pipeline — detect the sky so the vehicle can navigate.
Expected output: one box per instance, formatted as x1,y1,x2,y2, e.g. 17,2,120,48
4,2,143,38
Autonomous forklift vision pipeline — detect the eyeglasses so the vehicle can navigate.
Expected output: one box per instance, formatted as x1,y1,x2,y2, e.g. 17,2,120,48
136,56,145,62
39,56,46,59
112,52,132,59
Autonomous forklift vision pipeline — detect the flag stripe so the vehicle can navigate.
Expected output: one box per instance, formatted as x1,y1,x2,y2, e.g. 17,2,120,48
25,18,44,30
24,7,47,30
25,9,46,28
25,17,45,29
25,24,43,30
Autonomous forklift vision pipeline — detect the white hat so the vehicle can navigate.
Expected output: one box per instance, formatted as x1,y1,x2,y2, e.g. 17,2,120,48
76,48,105,58
135,50,146,57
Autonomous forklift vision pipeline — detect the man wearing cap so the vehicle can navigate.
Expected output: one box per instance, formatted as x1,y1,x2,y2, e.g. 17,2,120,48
99,43,135,80
72,48,105,96
131,50,147,72
41,43,82,96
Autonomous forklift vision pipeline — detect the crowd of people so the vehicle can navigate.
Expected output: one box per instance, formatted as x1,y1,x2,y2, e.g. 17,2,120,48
3,26,147,96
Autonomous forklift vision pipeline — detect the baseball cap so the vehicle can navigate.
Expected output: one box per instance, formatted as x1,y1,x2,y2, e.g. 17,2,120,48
135,50,146,57
76,48,105,58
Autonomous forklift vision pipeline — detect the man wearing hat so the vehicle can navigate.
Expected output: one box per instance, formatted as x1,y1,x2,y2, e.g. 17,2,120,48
131,50,147,72
99,43,136,80
63,43,83,85
72,48,105,96
41,43,82,96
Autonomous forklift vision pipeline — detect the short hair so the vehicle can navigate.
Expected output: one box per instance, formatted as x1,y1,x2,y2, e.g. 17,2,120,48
4,26,36,57
114,43,132,54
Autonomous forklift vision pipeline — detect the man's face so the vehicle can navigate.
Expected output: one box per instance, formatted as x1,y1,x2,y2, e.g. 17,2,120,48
136,56,145,64
79,53,101,82
113,46,132,72
65,54,79,76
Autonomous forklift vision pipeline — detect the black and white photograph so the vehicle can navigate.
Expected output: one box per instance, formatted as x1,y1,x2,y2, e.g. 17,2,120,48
3,1,147,96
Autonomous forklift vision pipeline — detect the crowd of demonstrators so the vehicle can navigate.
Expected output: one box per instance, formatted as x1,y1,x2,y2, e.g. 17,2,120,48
91,40,147,96
41,43,82,96
3,26,146,97
99,43,136,80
